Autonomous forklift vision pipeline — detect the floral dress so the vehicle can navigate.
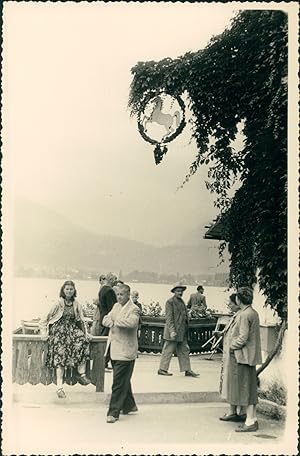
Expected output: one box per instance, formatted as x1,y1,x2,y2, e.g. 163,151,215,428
46,303,89,368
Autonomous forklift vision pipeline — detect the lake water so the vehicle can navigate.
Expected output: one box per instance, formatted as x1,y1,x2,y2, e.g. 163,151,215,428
10,277,279,329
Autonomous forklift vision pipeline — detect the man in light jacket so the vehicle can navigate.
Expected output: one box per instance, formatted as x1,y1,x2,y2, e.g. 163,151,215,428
103,283,141,423
157,282,199,377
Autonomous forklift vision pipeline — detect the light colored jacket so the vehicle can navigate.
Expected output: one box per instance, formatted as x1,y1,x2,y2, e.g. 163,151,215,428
102,299,140,361
230,305,262,366
163,296,189,342
39,298,87,337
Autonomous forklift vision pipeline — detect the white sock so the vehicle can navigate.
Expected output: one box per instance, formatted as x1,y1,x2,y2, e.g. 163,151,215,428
245,418,255,426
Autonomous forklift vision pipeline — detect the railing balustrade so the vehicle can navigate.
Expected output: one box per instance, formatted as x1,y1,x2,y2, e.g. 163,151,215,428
12,334,107,392
13,315,220,387
138,316,218,353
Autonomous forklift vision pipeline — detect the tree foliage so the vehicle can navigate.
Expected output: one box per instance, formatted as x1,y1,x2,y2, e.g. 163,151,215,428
129,11,287,318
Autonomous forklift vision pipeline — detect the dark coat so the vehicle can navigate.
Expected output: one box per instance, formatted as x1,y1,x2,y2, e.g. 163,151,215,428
187,292,207,312
98,285,117,336
163,296,189,342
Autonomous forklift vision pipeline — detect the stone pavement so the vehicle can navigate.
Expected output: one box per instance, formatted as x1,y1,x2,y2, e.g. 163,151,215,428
6,401,287,455
13,353,222,405
7,353,293,455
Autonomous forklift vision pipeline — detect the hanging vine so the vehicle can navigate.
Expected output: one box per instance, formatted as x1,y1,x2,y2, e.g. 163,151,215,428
129,10,287,319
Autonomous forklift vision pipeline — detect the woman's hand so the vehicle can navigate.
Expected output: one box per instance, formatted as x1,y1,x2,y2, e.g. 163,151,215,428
213,330,222,337
41,335,48,341
85,333,93,341
170,331,177,340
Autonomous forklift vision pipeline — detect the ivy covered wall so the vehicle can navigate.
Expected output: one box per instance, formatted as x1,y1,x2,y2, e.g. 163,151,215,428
129,11,287,318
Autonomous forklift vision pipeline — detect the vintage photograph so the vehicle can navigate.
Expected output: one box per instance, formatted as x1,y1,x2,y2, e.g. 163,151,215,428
2,1,298,455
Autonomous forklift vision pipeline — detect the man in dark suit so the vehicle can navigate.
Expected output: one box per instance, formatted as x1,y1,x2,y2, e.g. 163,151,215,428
90,274,107,336
158,283,199,377
98,272,118,369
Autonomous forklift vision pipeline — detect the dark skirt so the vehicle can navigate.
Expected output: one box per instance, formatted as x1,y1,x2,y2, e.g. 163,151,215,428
224,352,258,406
46,317,89,368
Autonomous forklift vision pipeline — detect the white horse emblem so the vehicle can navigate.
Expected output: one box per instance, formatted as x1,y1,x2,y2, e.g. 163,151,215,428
143,95,181,139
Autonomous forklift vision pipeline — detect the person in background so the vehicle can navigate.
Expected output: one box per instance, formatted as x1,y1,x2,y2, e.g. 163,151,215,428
90,274,106,336
39,280,91,399
113,279,124,295
131,290,142,312
226,286,262,432
218,293,246,422
98,272,118,370
131,290,143,340
187,285,207,318
103,283,140,423
157,283,199,378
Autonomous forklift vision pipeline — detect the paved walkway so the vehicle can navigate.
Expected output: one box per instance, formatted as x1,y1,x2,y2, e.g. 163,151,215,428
13,353,222,405
6,401,287,455
7,354,293,455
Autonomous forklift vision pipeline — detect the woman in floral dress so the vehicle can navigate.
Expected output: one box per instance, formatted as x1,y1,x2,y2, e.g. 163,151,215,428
40,280,91,398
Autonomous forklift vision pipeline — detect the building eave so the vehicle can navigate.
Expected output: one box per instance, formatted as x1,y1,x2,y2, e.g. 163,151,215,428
204,219,225,240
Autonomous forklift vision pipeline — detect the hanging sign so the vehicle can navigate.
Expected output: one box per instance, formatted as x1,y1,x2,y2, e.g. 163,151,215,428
137,93,186,164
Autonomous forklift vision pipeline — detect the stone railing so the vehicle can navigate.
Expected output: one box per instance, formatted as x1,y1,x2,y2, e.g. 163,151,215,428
12,333,107,392
138,315,218,353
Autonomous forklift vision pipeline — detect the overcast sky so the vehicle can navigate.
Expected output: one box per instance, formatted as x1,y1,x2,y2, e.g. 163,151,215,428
3,2,242,246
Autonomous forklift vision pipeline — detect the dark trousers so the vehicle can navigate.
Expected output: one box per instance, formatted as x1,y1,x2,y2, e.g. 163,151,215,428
107,359,136,418
105,345,111,368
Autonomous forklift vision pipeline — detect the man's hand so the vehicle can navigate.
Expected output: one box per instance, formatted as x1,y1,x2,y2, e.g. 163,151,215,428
170,331,176,340
85,333,93,341
41,335,48,341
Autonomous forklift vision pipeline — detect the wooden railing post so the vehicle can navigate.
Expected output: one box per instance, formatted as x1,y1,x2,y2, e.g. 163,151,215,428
89,336,107,392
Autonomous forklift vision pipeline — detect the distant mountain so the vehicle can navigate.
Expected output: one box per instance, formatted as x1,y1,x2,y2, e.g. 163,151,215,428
13,199,228,275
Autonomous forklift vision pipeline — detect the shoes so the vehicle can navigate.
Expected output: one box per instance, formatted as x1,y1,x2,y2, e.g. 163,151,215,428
106,415,119,424
235,421,259,432
121,405,138,415
157,369,173,376
77,374,91,385
56,388,66,399
219,413,246,422
185,370,199,377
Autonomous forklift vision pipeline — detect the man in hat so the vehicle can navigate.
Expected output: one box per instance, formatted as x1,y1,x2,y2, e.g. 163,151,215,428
187,285,207,318
157,282,199,377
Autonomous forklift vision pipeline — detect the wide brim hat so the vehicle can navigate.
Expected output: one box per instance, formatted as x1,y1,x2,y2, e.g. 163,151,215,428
171,282,187,293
